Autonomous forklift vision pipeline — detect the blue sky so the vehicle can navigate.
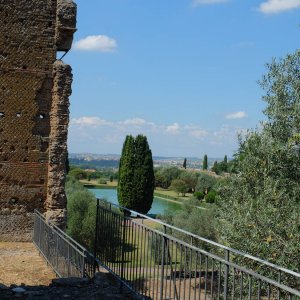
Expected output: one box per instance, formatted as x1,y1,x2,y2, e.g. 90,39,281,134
65,0,300,157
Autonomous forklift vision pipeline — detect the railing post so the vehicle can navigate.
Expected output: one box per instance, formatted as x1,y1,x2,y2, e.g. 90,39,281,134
67,243,70,277
56,233,59,271
224,249,230,299
93,198,100,275
82,251,86,278
160,225,167,300
120,215,127,293
38,215,42,248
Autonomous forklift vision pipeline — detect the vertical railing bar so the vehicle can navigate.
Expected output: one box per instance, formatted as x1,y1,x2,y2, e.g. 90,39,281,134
248,274,252,300
240,271,244,300
224,249,230,300
129,217,134,288
160,226,166,300
105,208,111,270
113,211,118,276
267,283,270,300
204,255,208,300
138,223,143,293
126,217,131,289
178,244,183,300
277,270,281,300
131,220,137,292
67,243,70,277
198,253,202,300
169,239,173,300
108,204,114,271
257,279,261,300
148,230,153,299
93,199,100,275
211,258,214,299
143,228,149,293
141,225,146,295
56,233,59,271
174,241,178,300
155,232,160,300
163,236,167,300
120,214,126,293
194,251,198,300
183,246,187,299
124,217,129,285
189,248,193,300
232,267,236,300
218,261,221,299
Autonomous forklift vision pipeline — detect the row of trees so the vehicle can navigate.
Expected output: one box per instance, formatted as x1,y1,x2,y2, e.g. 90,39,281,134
68,166,118,182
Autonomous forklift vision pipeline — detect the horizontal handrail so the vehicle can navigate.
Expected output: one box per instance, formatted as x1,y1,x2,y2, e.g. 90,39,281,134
128,219,300,297
34,210,87,254
33,210,94,278
98,199,300,280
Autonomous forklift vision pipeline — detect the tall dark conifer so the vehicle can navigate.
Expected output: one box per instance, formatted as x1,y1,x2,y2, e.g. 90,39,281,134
203,154,208,170
223,154,228,172
118,135,154,214
133,135,155,213
118,135,135,209
183,158,187,169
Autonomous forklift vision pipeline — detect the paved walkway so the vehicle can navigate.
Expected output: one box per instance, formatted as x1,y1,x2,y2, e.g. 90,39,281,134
0,242,56,286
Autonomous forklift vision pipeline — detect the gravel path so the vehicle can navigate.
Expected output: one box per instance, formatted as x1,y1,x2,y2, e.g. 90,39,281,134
0,242,56,286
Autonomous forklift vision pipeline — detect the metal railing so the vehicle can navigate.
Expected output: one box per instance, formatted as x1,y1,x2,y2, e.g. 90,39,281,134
33,210,94,278
94,199,300,300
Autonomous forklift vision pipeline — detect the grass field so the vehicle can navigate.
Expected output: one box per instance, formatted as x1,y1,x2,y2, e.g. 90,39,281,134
80,179,118,188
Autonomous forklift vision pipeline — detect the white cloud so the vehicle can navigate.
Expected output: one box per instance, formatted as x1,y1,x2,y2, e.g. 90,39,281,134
225,111,247,120
71,117,112,127
73,35,117,52
166,123,181,135
259,0,300,14
69,116,246,156
192,0,229,6
120,118,147,126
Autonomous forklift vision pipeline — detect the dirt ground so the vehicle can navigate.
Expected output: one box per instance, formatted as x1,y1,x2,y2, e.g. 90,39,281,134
0,242,56,286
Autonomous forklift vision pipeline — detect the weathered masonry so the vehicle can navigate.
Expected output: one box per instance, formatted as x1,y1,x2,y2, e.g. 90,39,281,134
0,0,76,241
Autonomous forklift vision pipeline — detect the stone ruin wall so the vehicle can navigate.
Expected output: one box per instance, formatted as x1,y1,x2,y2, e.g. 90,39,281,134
0,0,76,241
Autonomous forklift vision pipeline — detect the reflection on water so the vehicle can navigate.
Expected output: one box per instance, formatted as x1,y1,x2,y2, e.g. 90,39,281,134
87,187,182,215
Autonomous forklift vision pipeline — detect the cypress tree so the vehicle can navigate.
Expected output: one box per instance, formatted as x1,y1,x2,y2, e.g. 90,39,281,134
203,154,208,170
224,155,228,164
118,135,154,214
118,135,135,209
183,158,187,169
133,135,155,213
212,161,218,173
223,154,228,172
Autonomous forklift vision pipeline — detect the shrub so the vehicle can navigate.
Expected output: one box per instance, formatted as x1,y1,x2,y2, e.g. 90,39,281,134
66,178,122,260
194,191,204,200
205,190,216,203
160,199,218,252
68,168,88,180
170,179,188,196
195,173,217,194
98,179,107,184
66,180,96,250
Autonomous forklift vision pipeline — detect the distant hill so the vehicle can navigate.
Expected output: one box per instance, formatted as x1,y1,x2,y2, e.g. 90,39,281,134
69,153,224,170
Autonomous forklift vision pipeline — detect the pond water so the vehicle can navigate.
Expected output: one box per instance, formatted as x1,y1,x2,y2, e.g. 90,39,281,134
87,187,182,216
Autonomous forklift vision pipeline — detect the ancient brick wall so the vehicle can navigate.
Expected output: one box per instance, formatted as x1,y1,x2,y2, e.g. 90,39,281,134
0,0,76,241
